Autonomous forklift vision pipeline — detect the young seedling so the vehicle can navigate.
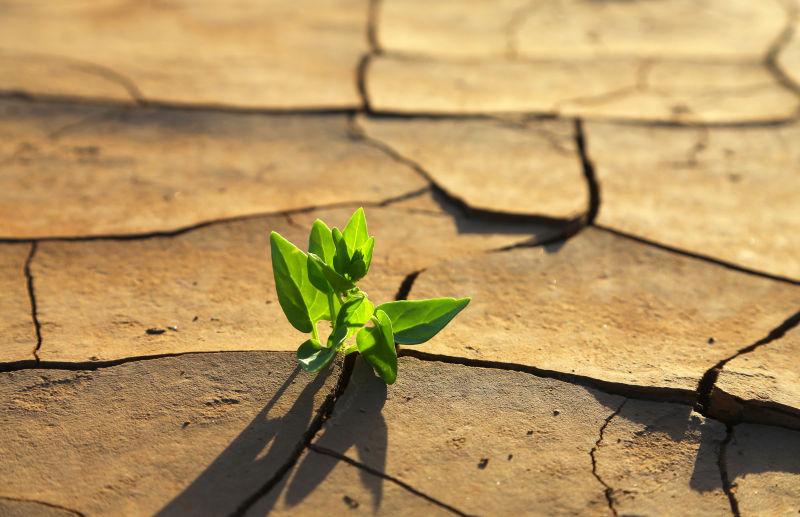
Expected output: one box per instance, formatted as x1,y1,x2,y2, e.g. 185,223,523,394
270,208,470,384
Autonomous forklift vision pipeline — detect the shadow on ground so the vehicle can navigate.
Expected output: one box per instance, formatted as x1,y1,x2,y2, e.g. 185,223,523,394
155,365,334,516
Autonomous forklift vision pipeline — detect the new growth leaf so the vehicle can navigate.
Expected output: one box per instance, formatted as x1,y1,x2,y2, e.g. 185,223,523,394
269,208,470,383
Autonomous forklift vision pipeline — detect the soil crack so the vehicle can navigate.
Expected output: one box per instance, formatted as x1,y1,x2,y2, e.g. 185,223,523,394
592,225,800,286
696,309,800,417
590,399,627,517
399,349,694,405
0,496,85,517
23,241,42,364
309,444,472,516
229,354,357,516
718,425,741,517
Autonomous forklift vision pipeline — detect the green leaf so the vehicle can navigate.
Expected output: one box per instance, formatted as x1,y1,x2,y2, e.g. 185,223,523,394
360,237,375,272
296,338,336,373
309,253,356,292
270,231,329,332
328,296,367,348
375,297,470,345
332,227,350,275
347,295,374,331
345,236,376,281
342,207,369,254
308,219,336,265
357,310,397,384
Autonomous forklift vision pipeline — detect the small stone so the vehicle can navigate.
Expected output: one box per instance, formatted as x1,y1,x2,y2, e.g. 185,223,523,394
477,458,489,469
553,410,561,416
167,326,178,332
708,337,716,345
342,495,359,509
145,328,165,335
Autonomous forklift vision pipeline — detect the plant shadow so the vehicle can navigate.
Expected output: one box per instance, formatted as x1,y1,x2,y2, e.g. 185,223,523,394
155,365,333,516
264,358,389,513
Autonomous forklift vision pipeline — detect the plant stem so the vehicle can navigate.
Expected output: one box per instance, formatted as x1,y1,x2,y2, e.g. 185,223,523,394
311,322,320,343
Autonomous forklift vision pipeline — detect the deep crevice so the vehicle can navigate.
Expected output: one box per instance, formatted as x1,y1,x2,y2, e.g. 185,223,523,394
229,353,357,516
394,270,421,301
309,444,471,517
590,399,627,517
574,118,601,225
718,425,741,517
356,54,372,113
696,309,800,415
593,225,800,286
399,350,695,405
0,495,85,517
23,241,42,363
0,350,289,374
349,114,582,235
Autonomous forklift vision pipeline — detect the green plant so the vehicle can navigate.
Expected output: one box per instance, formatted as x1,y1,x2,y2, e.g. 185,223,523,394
270,208,470,384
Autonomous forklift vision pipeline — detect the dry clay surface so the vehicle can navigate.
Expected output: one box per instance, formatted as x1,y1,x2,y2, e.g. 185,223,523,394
0,352,343,516
713,325,800,430
1,0,800,514
589,122,800,280
260,357,789,517
367,0,799,122
0,0,798,123
23,203,555,365
408,228,800,397
0,0,368,109
0,100,590,239
0,244,36,364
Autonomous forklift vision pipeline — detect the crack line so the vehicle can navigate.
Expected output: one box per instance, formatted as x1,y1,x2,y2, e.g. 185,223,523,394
23,241,42,363
592,225,800,286
349,114,582,231
765,0,800,97
309,444,471,517
0,188,431,244
718,425,741,517
399,350,695,405
590,399,627,517
229,354,357,516
0,495,85,517
696,309,800,416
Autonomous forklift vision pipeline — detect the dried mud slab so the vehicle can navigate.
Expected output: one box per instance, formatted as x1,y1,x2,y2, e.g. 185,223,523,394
0,0,366,108
377,0,530,59
588,122,800,280
32,205,554,363
0,243,36,364
378,0,784,60
596,401,730,515
711,326,800,430
246,449,452,516
356,116,587,219
727,423,800,516
514,0,785,60
0,352,341,516
0,100,426,239
408,228,800,394
368,57,798,122
312,357,624,515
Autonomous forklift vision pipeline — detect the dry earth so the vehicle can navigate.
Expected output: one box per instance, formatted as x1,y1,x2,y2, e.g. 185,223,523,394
0,0,799,516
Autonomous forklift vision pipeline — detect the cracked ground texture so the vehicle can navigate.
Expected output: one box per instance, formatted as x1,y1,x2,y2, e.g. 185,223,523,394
0,0,799,516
